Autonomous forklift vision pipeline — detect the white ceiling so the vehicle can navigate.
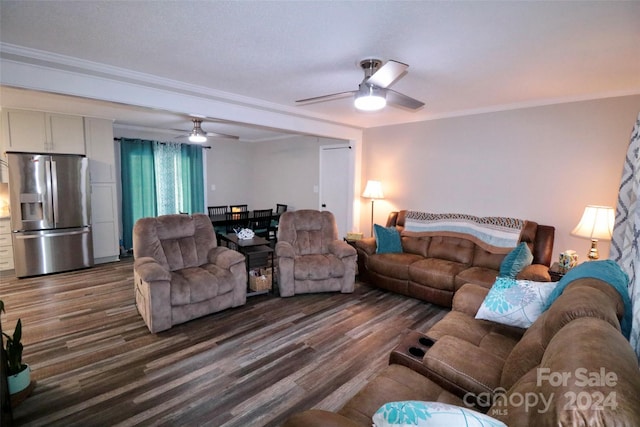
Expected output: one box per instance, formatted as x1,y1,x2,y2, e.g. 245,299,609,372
1,1,639,142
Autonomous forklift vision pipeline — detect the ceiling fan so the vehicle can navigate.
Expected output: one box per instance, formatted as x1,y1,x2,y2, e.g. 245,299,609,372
176,119,239,143
296,58,425,112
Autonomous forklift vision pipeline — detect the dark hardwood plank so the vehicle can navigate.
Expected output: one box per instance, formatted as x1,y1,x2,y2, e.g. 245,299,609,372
0,259,446,426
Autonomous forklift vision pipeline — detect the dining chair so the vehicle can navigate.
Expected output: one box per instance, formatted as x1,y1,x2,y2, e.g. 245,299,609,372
229,204,248,213
251,209,273,238
269,203,288,240
225,211,250,233
208,206,229,242
208,205,228,217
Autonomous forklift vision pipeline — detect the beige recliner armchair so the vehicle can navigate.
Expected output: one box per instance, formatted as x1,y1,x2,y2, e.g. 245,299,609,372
275,210,357,297
133,213,247,333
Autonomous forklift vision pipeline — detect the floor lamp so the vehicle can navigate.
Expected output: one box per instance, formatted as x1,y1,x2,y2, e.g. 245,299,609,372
362,180,384,237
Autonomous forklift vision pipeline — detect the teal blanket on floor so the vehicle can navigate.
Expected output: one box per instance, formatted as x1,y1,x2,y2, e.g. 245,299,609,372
543,259,631,339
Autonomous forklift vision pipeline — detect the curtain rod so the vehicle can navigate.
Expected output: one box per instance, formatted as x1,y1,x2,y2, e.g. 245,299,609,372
113,137,211,149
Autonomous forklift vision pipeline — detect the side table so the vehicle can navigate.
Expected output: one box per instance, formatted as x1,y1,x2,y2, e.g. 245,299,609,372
218,233,275,296
343,238,359,247
344,238,360,274
548,262,569,281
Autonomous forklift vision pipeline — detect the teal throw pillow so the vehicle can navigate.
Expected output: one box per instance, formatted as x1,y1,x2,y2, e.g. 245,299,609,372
374,224,402,254
475,277,558,328
499,242,533,278
372,401,506,427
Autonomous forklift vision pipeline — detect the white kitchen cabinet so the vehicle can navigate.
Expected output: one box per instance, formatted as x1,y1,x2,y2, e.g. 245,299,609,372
84,117,116,182
91,183,119,262
0,122,8,183
84,117,120,264
2,109,86,154
0,218,14,271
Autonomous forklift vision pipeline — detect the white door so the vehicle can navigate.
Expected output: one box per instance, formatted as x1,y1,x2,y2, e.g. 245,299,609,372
319,144,352,238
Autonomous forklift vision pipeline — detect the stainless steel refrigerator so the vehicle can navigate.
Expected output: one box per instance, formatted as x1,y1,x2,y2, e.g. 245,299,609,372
7,152,93,278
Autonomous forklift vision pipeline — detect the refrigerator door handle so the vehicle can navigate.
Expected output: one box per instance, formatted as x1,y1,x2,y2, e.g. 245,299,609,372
45,159,55,225
51,159,59,226
13,229,90,239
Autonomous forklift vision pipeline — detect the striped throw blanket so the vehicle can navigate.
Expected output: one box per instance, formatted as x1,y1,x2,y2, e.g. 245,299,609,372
403,211,526,254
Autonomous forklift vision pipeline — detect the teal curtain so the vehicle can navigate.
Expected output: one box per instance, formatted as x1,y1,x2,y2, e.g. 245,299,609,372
121,139,157,250
120,138,205,250
181,143,204,214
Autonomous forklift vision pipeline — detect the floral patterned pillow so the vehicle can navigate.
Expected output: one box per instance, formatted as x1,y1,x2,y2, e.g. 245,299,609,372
372,401,506,427
475,277,558,328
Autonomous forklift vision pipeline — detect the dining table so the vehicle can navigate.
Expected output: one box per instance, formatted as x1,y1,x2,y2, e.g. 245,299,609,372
209,210,282,230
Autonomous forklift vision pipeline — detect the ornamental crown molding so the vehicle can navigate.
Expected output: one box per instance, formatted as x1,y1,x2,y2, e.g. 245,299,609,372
0,42,359,131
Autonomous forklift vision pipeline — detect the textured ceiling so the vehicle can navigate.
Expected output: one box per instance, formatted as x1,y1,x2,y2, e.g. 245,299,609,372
1,0,639,140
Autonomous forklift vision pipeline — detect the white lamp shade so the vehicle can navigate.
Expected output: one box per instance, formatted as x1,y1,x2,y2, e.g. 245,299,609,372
354,85,386,111
188,133,207,143
571,205,615,240
362,180,384,199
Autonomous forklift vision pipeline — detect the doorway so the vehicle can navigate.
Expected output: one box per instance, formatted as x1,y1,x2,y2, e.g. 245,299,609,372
319,144,352,238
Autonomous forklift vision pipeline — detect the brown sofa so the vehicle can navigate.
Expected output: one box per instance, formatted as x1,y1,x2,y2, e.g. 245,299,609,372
133,213,247,333
354,210,555,307
284,275,640,426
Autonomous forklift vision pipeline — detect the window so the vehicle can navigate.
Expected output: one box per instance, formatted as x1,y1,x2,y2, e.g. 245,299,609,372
120,138,204,249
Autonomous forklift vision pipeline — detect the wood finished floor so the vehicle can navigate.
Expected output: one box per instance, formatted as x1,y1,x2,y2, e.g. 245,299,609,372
0,258,446,427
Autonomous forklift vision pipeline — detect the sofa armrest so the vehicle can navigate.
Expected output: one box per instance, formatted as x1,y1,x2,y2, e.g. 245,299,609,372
283,410,361,427
134,257,172,333
134,257,171,281
354,237,376,255
452,283,490,316
424,335,504,396
276,241,295,258
208,246,245,269
276,241,295,297
516,264,551,281
532,224,555,266
329,240,357,258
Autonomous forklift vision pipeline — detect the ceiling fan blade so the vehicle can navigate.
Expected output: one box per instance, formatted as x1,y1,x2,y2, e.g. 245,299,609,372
205,132,239,140
386,89,425,110
174,133,239,141
171,128,239,140
367,60,409,88
296,90,356,105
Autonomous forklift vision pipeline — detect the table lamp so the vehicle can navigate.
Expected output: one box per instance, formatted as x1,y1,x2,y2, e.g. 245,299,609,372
570,205,615,260
362,180,384,237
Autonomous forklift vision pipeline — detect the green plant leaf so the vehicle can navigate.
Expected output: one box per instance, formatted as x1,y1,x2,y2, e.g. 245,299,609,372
14,319,22,344
3,318,24,375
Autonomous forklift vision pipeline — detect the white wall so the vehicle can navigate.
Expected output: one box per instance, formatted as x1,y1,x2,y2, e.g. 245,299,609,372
207,135,345,211
205,141,253,208
360,95,640,263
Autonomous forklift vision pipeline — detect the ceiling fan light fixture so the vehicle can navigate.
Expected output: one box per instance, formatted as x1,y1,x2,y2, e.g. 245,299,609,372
188,132,207,143
354,84,386,111
188,119,208,143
